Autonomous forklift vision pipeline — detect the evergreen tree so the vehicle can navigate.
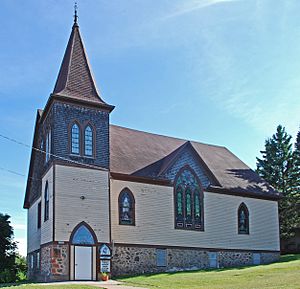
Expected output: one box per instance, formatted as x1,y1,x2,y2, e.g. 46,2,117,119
256,125,296,240
290,128,300,229
0,213,17,283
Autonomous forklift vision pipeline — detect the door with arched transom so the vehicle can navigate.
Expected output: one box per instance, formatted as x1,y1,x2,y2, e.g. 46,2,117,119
70,222,97,280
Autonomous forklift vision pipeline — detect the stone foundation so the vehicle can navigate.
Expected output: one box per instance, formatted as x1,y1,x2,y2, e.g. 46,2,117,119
29,243,280,280
111,245,280,276
28,243,69,282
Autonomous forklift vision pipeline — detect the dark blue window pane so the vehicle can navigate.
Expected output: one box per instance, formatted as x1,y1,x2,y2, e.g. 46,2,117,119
72,225,95,245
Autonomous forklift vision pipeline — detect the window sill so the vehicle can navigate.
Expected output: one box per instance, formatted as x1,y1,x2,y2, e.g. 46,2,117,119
174,227,204,232
119,223,135,226
84,155,95,160
69,154,95,160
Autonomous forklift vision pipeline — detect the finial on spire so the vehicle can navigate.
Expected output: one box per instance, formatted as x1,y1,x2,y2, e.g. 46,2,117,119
74,2,78,26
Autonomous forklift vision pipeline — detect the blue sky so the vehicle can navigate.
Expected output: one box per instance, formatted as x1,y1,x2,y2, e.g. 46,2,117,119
0,0,300,256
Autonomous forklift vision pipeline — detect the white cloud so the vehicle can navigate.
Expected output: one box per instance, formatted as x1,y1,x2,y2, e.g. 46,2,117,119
15,238,27,257
162,0,239,20
13,223,26,230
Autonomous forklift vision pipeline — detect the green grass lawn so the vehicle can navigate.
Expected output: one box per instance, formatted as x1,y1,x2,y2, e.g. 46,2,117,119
0,285,101,289
117,254,300,289
1,255,299,289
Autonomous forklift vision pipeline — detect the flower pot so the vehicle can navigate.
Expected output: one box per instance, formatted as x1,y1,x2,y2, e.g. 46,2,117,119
101,275,109,281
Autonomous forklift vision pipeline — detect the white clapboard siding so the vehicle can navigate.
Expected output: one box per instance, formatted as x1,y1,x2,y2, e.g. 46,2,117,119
41,167,54,244
111,180,280,251
55,165,110,243
27,197,41,253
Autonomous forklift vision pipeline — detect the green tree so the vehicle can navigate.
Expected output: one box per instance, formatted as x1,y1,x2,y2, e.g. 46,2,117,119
290,128,300,229
15,254,27,282
256,125,297,240
0,213,17,283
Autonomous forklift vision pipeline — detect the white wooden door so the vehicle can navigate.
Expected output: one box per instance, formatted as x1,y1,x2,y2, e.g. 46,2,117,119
75,246,92,280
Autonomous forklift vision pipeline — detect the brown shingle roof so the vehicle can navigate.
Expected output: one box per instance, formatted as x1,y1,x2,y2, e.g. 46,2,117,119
53,23,106,105
110,124,279,199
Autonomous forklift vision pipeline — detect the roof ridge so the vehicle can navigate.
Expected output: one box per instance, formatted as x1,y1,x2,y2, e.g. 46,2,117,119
110,124,226,149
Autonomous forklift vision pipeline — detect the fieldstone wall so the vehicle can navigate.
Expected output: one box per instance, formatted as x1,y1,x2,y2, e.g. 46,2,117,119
218,251,253,267
112,245,280,276
112,246,158,276
40,245,51,281
167,248,210,269
49,244,69,281
29,243,69,282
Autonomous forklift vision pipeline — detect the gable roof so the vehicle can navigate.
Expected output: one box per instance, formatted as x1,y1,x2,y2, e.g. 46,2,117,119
24,110,43,209
131,141,219,186
110,125,279,199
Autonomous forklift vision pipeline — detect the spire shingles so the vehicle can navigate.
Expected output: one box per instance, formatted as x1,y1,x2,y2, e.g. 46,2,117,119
53,23,108,106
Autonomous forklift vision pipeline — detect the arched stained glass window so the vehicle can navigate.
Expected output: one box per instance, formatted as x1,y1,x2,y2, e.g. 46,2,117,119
71,224,96,245
174,167,203,231
84,125,93,156
175,186,184,228
119,189,135,225
71,123,80,154
238,203,249,234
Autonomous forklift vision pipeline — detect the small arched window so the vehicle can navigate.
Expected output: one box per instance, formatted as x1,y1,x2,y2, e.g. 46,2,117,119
119,189,135,225
84,125,93,156
175,167,203,230
45,130,51,163
238,203,249,234
71,123,80,154
71,223,96,245
44,181,49,222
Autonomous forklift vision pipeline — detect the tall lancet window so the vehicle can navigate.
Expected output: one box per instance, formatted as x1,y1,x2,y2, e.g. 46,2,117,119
238,203,249,234
119,189,135,225
84,125,93,156
175,167,204,231
44,181,49,222
71,123,80,154
45,130,51,163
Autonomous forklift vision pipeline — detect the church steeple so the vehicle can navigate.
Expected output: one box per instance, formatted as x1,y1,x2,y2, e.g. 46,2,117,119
52,12,113,111
73,2,78,26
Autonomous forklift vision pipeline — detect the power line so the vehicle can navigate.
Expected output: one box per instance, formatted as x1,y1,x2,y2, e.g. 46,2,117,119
0,166,26,177
0,132,107,172
0,132,108,184
0,166,41,182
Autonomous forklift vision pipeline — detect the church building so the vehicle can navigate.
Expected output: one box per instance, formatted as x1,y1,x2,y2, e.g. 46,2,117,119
24,15,280,281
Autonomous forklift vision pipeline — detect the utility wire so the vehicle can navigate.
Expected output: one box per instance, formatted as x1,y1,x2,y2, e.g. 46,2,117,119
0,133,107,172
0,166,26,177
0,166,41,182
0,133,107,184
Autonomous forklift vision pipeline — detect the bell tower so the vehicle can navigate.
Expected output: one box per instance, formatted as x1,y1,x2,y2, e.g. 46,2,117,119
25,9,114,281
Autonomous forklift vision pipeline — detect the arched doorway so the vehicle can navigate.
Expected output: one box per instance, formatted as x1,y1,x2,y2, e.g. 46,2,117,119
70,222,97,280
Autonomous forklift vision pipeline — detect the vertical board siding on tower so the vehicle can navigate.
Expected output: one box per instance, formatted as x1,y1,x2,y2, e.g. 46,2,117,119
111,179,280,251
41,167,54,244
27,197,41,253
55,164,110,243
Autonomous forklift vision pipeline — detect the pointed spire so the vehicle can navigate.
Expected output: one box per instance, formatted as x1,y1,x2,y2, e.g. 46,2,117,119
74,2,78,27
52,11,113,111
